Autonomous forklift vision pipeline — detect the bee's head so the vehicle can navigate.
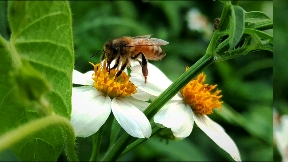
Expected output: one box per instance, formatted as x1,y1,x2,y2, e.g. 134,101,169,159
104,40,119,70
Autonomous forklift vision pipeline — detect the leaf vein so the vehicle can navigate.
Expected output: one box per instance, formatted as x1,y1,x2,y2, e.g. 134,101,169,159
15,11,68,39
15,40,72,54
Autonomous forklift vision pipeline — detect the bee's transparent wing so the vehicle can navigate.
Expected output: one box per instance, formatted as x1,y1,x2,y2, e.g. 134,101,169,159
129,35,169,46
132,35,152,39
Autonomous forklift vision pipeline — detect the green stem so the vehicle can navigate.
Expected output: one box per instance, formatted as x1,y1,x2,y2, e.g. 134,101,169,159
89,126,103,161
144,54,214,119
108,118,121,149
101,133,133,161
120,125,163,156
0,113,78,161
101,54,214,161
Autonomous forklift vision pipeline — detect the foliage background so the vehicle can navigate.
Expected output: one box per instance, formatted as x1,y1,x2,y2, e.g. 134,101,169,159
70,1,273,161
274,0,288,161
0,1,274,161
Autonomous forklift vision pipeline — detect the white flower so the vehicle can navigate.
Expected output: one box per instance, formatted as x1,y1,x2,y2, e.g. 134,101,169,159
274,109,288,162
70,61,152,138
130,63,241,161
186,8,213,40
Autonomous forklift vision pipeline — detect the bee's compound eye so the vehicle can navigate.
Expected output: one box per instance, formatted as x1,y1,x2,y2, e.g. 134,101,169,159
112,47,118,54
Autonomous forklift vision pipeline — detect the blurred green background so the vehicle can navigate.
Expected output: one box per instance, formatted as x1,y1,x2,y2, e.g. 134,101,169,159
0,1,276,161
274,0,288,161
69,1,273,161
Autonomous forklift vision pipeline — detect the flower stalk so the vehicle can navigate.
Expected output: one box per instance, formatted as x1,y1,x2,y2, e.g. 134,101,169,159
89,127,103,161
121,124,163,156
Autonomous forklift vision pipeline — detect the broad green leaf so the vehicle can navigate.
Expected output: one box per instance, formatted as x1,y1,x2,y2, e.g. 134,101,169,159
8,1,74,117
229,5,245,49
245,11,273,30
0,37,13,110
0,1,74,160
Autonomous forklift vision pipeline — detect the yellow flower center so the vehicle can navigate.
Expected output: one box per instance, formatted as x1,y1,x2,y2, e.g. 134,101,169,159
180,71,223,115
89,61,136,98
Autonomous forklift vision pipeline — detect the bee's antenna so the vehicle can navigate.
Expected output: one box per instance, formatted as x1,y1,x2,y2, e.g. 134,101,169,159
90,50,105,58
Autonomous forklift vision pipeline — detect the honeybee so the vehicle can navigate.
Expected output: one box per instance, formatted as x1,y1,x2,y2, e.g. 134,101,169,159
102,35,169,83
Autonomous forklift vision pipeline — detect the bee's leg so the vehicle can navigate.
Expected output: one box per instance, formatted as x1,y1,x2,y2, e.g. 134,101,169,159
136,59,142,67
110,56,120,70
107,63,110,72
131,52,142,59
140,53,148,83
116,59,128,77
131,52,148,83
132,52,148,83
100,52,106,61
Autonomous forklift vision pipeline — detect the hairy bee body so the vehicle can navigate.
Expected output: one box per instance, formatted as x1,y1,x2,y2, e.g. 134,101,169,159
103,35,169,83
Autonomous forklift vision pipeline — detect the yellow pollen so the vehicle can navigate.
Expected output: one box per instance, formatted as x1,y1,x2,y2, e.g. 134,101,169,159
89,61,137,98
180,72,223,115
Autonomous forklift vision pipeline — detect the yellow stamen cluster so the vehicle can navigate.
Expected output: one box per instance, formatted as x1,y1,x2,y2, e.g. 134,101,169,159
180,72,223,115
89,61,136,98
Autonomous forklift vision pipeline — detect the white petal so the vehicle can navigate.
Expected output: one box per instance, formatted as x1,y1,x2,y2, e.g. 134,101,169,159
72,70,94,85
72,86,94,93
124,96,150,112
154,101,194,138
194,114,241,161
132,88,155,101
72,86,103,100
129,59,140,67
130,63,182,100
70,89,112,137
274,114,288,161
111,98,152,138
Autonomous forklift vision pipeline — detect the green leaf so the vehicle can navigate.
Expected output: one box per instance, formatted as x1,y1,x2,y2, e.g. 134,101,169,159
245,11,273,30
0,1,74,160
0,36,14,110
217,2,231,31
245,11,270,21
229,5,245,49
215,28,272,62
246,28,273,42
245,28,273,52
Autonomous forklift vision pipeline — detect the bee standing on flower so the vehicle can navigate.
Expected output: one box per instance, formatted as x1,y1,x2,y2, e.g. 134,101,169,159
101,35,169,83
